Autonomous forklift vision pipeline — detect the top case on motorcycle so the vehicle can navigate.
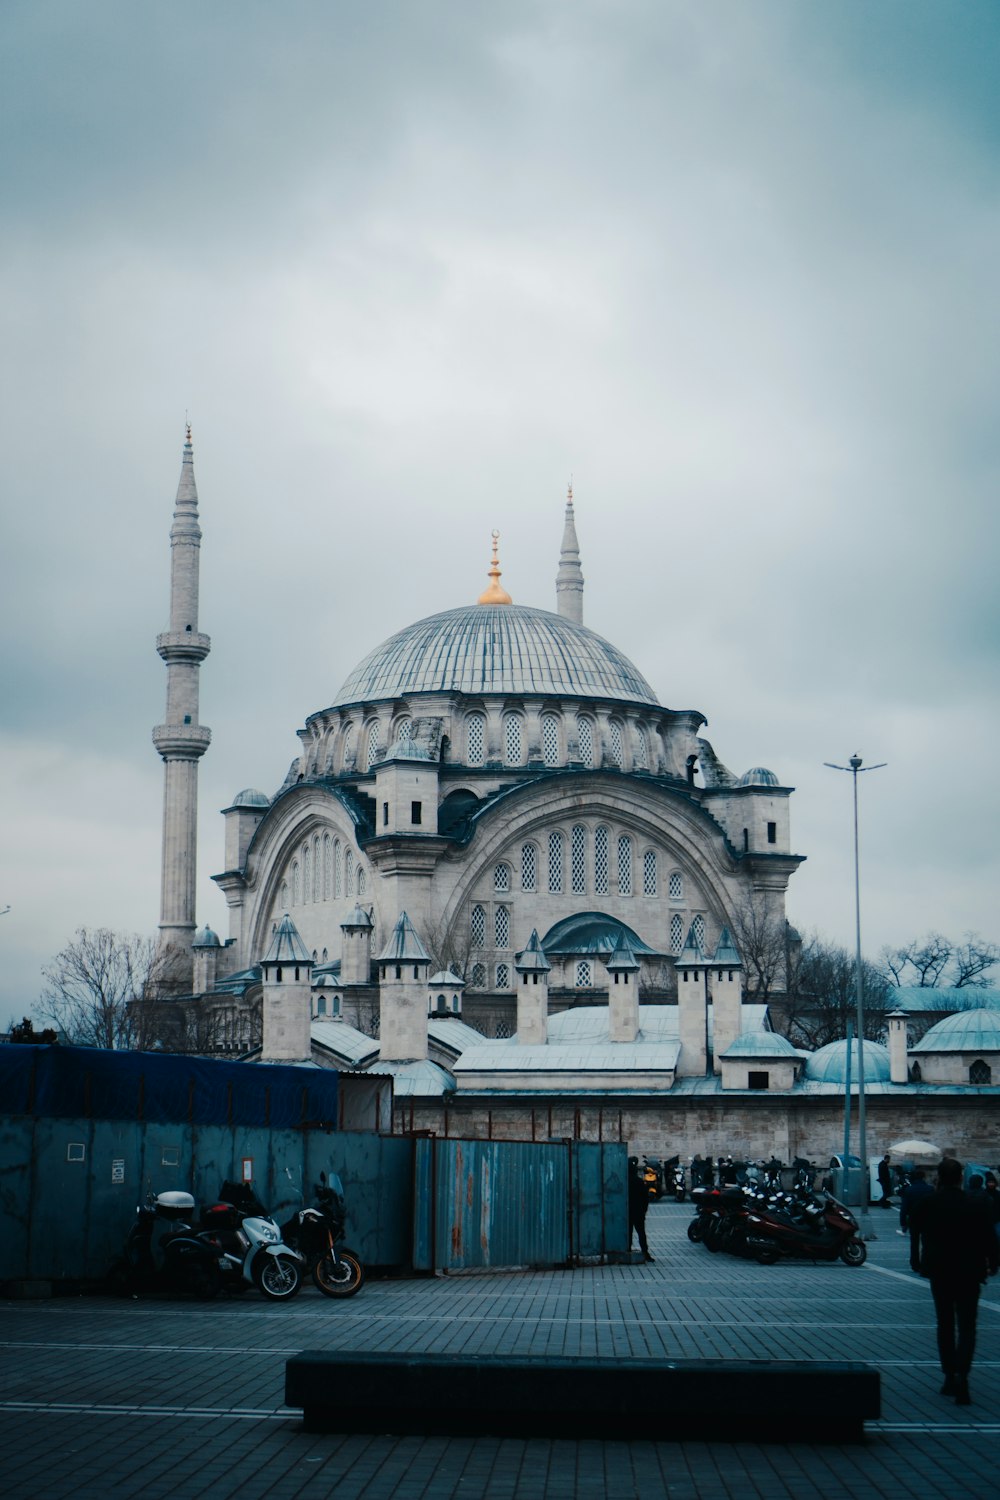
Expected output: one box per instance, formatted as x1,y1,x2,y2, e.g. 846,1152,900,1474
200,1202,240,1231
154,1191,196,1221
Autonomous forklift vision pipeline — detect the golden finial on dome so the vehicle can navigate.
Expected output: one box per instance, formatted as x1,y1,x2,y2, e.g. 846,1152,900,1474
477,529,513,605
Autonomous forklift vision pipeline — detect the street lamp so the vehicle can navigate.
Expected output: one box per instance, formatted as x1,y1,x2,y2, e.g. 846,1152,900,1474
824,755,886,1222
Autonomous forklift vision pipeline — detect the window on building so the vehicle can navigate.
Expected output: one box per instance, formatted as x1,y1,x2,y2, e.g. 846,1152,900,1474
334,840,343,898
302,845,311,902
643,849,657,896
633,728,648,769
383,801,389,826
970,1058,992,1085
521,843,537,891
323,835,331,899
471,905,486,946
571,825,586,894
609,721,624,767
548,831,564,894
542,713,560,766
396,718,412,748
669,871,683,901
467,712,486,766
341,725,354,769
291,861,300,905
345,849,354,895
471,962,487,988
357,865,366,896
576,715,595,768
496,962,511,990
317,996,326,1016
692,914,706,949
767,821,777,844
366,720,380,769
595,826,609,895
748,1071,770,1091
618,834,633,895
495,1017,511,1037
411,801,422,825
503,714,523,766
576,960,593,988
494,863,511,893
669,914,684,953
313,836,320,900
495,906,510,948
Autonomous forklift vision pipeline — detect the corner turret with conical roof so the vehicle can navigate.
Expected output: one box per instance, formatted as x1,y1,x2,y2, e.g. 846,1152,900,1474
376,912,431,1061
607,927,640,1043
260,914,313,1061
515,929,551,1045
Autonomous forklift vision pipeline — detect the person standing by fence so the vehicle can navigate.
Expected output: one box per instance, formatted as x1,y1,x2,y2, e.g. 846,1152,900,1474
627,1156,654,1263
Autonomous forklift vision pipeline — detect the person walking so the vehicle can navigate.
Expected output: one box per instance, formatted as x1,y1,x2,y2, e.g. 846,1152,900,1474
627,1156,654,1263
898,1166,933,1237
909,1157,998,1405
876,1152,894,1208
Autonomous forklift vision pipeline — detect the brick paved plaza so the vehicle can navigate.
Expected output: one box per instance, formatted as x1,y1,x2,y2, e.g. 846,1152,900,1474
2,1203,998,1500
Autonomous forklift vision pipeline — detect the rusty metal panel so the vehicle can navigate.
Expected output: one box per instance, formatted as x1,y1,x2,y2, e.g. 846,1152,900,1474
570,1141,628,1259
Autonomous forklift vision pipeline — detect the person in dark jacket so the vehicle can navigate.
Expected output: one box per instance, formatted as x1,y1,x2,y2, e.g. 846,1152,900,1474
876,1152,893,1207
910,1157,999,1405
627,1156,654,1263
898,1167,934,1234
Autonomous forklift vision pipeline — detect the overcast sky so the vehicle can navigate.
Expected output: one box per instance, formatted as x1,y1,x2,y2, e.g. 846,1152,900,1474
2,0,998,1018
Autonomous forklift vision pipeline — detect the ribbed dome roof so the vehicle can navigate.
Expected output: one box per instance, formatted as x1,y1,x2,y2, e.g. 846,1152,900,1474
805,1039,890,1083
740,767,779,787
910,1008,1000,1053
332,604,658,709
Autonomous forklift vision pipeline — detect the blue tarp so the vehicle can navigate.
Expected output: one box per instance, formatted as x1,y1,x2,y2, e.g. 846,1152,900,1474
0,1046,339,1128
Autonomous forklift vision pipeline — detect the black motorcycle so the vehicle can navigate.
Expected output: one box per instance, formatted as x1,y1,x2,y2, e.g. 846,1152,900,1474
109,1190,225,1300
278,1172,364,1298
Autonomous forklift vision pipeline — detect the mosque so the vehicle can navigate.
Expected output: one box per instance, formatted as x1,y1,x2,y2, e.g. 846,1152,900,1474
149,432,1000,1164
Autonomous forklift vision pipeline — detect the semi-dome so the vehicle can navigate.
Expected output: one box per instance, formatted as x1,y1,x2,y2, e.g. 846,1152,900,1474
910,1008,1000,1054
740,767,779,787
805,1039,890,1083
332,604,659,709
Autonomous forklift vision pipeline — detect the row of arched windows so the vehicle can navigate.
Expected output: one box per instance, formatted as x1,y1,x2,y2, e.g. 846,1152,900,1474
489,835,687,901
279,835,367,909
302,715,415,776
470,904,704,958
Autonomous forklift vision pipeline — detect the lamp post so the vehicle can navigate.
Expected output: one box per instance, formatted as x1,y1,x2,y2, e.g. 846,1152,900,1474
824,755,886,1222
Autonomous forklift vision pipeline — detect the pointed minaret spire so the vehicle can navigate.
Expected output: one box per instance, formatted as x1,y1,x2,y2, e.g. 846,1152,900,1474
556,480,584,624
153,426,212,984
477,530,513,605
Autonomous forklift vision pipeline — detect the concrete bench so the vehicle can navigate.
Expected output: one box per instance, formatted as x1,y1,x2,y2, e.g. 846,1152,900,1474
285,1350,880,1441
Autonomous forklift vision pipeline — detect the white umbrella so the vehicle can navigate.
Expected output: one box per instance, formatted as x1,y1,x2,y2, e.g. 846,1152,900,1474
888,1139,942,1165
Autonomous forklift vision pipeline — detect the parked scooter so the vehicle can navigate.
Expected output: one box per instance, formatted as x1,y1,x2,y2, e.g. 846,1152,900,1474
199,1182,305,1299
277,1171,365,1298
743,1192,866,1266
109,1190,226,1300
672,1162,687,1202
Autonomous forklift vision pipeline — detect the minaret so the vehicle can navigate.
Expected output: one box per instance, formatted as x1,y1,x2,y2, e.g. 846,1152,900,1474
555,482,584,624
152,426,211,980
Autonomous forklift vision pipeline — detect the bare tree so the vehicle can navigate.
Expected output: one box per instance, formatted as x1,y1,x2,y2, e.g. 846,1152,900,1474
880,931,998,990
39,928,168,1050
780,934,891,1049
728,893,788,1002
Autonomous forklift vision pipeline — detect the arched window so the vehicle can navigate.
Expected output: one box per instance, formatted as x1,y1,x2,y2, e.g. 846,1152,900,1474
494,862,511,893
618,835,633,895
548,831,564,894
396,718,412,748
334,840,343,899
279,880,289,910
576,716,595,768
317,995,327,1016
609,721,624,768
970,1059,992,1085
291,860,300,905
471,962,487,988
633,727,648,770
496,962,511,989
495,1016,511,1037
302,844,311,903
470,904,486,946
643,849,657,896
670,913,684,953
503,714,523,766
692,914,706,950
366,720,380,769
345,848,354,895
357,865,366,897
466,712,486,766
542,713,560,767
576,960,593,988
323,834,331,899
669,871,683,901
521,843,537,891
495,906,510,948
571,825,586,894
341,724,354,770
594,826,609,895
313,836,320,901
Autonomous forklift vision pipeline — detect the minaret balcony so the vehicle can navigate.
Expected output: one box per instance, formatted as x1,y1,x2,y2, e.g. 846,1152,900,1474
153,723,212,758
157,630,211,664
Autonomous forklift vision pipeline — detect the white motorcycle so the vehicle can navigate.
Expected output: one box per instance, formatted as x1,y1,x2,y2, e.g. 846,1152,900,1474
200,1183,305,1300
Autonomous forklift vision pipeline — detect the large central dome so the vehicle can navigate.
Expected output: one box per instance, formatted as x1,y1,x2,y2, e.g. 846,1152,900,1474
333,604,659,708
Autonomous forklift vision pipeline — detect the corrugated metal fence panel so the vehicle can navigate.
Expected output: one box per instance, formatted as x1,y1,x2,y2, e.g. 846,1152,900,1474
413,1137,569,1272
570,1141,628,1259
0,1116,413,1281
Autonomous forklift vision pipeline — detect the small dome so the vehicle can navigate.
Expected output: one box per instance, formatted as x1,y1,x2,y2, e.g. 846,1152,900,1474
721,1030,800,1059
230,788,270,809
192,925,221,948
911,1008,1000,1054
805,1039,890,1083
740,767,779,787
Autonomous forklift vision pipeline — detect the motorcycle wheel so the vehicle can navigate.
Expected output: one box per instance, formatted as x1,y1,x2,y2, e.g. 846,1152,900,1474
703,1225,721,1252
687,1218,705,1243
187,1261,222,1301
754,1243,780,1265
256,1254,302,1300
312,1250,364,1299
840,1239,867,1267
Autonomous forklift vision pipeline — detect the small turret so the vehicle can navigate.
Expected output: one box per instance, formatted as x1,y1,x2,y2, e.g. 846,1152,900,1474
675,922,709,1076
515,929,551,1045
340,903,374,987
376,912,431,1061
260,914,313,1062
707,926,744,1072
606,928,640,1043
